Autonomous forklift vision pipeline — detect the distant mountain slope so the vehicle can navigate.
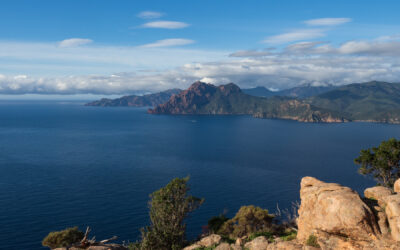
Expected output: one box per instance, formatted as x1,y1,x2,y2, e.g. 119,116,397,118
307,81,400,123
242,86,275,97
148,81,346,123
243,84,336,98
277,84,337,98
85,89,182,107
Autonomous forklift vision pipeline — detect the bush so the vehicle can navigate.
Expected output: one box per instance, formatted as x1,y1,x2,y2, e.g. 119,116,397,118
208,214,229,233
355,138,400,187
217,205,274,238
42,226,84,249
280,230,297,241
306,235,320,248
140,177,204,250
247,231,274,242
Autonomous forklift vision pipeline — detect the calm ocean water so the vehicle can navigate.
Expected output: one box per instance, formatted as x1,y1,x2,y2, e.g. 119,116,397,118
1,101,399,249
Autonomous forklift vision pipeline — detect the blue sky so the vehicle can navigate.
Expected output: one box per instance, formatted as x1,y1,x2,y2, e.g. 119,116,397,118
2,0,400,96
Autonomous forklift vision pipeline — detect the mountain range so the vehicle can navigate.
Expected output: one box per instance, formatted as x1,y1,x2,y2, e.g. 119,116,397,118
307,81,400,123
86,84,336,107
85,89,181,107
148,81,346,123
86,80,400,124
242,84,336,98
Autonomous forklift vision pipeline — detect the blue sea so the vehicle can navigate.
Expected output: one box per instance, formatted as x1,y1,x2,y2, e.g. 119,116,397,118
1,101,399,249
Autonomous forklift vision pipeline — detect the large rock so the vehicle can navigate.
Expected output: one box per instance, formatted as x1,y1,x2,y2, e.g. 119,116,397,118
266,240,302,249
215,242,230,250
182,243,202,250
384,194,400,241
244,236,269,250
198,234,222,247
297,177,380,242
394,179,400,193
364,186,393,206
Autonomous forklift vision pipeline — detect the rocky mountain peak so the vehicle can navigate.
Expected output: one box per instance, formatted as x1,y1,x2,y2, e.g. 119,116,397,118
218,83,241,95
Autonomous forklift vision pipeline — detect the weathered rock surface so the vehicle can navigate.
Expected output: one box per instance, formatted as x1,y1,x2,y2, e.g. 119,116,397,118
364,186,393,206
244,236,269,250
385,194,400,241
394,179,400,193
182,243,202,250
297,177,380,242
214,242,230,250
266,240,303,249
230,244,243,250
198,233,222,247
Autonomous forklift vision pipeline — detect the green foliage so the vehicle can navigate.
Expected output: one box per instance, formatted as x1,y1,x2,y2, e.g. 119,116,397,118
354,138,400,187
140,177,204,250
306,235,320,248
208,214,229,233
247,231,274,242
218,205,274,238
42,226,84,249
280,230,297,241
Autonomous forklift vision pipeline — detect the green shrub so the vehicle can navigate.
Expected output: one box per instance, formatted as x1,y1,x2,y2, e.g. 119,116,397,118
208,214,229,233
280,230,297,241
306,235,320,248
218,205,274,238
140,177,204,250
42,226,84,249
247,231,274,242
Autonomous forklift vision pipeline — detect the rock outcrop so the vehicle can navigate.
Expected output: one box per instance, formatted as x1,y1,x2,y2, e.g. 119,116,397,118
183,234,221,250
364,186,393,206
384,194,400,241
394,179,400,193
297,177,380,242
184,177,400,250
243,236,269,250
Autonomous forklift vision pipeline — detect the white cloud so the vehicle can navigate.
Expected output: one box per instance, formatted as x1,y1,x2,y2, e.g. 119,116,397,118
304,18,352,26
137,11,163,19
58,38,93,48
229,50,272,57
337,40,400,55
284,41,327,53
263,29,325,44
142,21,189,29
140,38,195,48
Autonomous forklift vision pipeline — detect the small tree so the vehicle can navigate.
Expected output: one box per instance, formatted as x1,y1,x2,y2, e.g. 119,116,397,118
140,177,203,250
355,138,400,187
42,227,84,249
218,205,274,238
208,214,229,234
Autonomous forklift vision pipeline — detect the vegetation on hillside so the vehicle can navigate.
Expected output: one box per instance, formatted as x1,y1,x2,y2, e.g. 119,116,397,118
308,81,400,122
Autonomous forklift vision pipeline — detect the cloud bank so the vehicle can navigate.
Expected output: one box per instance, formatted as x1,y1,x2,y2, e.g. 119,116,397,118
2,38,400,94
